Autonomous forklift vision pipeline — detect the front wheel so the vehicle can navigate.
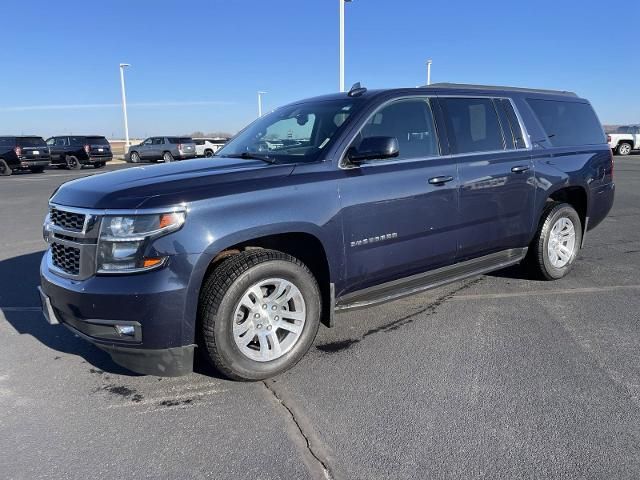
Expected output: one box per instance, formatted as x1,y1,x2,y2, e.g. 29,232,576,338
204,149,214,158
526,202,582,280
199,249,321,381
616,143,632,156
129,151,141,163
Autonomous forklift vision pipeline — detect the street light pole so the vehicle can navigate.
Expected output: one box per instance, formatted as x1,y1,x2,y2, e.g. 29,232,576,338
339,0,352,92
257,91,267,117
119,63,131,148
426,59,432,86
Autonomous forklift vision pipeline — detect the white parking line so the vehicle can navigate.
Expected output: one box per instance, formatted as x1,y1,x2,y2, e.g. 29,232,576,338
452,284,640,300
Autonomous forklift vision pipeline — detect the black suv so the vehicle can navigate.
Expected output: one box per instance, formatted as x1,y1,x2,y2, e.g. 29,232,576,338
0,136,50,175
46,135,112,169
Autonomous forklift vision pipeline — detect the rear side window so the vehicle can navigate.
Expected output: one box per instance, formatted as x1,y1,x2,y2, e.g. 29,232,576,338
18,137,46,147
0,137,16,147
441,98,504,154
85,136,109,146
497,99,527,149
527,99,605,147
179,137,193,143
69,136,86,146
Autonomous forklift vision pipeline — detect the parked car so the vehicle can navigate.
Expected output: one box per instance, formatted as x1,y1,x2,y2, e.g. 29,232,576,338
0,136,50,175
194,137,229,157
127,136,196,163
46,135,112,169
607,125,640,156
40,83,614,380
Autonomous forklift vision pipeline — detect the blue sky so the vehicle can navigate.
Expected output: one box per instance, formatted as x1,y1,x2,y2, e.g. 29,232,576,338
2,0,638,138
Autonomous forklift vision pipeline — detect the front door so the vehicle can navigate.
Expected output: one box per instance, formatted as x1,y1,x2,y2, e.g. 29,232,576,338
139,138,154,160
338,97,459,295
439,96,535,260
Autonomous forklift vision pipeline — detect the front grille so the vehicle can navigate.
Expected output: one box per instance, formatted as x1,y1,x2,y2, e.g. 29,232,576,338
51,242,81,275
50,207,85,232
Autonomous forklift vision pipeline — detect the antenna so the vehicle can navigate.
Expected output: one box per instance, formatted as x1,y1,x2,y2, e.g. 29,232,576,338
347,82,367,97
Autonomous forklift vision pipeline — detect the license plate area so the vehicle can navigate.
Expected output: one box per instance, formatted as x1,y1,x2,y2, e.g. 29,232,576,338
37,286,60,325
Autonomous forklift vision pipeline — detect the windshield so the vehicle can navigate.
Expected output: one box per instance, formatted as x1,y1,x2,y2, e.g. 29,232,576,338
217,98,365,163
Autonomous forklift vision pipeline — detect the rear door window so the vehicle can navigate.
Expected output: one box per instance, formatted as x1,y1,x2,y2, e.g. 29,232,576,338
527,99,605,147
0,137,16,147
441,98,504,154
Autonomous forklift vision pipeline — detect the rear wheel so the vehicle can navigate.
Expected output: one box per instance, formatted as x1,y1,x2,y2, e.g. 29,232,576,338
94,162,105,169
66,156,81,170
129,151,141,163
204,149,214,158
0,159,12,176
30,166,45,173
617,142,632,156
526,202,582,280
199,249,321,381
163,151,174,163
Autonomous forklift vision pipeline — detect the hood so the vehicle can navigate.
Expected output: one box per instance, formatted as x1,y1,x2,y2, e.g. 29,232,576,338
51,158,295,209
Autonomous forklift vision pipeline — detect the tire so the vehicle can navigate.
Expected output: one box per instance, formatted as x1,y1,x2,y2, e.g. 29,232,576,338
30,166,45,173
204,149,214,158
616,142,632,156
526,202,582,280
163,151,174,163
0,159,12,176
94,162,105,169
199,249,321,381
66,156,81,170
129,151,141,163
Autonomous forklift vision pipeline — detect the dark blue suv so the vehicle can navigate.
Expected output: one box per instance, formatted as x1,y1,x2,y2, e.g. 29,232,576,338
39,83,615,380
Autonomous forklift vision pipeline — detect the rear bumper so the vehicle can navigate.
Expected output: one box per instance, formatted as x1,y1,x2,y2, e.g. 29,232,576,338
16,159,50,169
85,155,113,164
587,182,615,231
176,153,196,160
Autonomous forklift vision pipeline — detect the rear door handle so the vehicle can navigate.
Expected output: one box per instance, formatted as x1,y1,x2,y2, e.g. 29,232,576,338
511,165,530,173
428,175,454,185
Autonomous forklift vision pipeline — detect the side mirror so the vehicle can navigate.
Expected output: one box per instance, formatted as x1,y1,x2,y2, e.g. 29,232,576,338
348,136,399,164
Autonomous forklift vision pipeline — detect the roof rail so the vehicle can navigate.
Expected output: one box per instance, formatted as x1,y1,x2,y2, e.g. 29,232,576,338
426,82,578,97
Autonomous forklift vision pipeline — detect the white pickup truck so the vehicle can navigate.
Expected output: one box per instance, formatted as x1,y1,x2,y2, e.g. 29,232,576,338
608,125,640,155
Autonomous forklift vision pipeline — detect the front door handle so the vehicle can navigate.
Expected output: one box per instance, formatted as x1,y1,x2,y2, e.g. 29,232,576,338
428,175,454,185
511,165,530,173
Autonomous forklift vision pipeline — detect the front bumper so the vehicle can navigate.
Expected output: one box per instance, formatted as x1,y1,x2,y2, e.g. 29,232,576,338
39,253,198,376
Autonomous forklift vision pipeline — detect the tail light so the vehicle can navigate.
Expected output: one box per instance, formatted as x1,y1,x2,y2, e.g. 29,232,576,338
606,134,611,143
84,144,90,154
177,143,183,151
14,146,22,156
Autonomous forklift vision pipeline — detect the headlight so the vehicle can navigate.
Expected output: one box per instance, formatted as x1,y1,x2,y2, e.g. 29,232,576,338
97,210,186,274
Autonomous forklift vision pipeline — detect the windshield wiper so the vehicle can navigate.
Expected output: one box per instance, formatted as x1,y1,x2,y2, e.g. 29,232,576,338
218,152,276,164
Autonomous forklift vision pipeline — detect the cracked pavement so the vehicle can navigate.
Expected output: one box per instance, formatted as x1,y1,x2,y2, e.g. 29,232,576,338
1,156,639,479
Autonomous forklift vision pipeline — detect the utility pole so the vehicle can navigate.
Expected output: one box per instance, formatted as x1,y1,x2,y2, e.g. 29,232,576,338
426,59,432,86
257,91,267,117
339,0,353,92
119,63,131,147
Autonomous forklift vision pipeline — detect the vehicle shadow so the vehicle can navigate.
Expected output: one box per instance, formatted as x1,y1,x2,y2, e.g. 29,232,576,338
0,250,138,376
485,263,534,280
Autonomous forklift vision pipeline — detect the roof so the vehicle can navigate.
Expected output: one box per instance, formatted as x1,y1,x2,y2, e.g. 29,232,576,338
425,83,578,97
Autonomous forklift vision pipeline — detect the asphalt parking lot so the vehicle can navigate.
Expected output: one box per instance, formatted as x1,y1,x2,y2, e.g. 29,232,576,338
1,156,639,480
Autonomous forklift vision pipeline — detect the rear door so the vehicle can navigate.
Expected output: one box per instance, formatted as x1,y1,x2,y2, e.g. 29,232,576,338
440,96,535,260
85,136,111,159
338,96,459,294
19,137,49,161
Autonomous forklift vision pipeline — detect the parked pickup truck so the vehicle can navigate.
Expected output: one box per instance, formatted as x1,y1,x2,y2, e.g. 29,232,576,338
39,83,614,380
607,125,640,155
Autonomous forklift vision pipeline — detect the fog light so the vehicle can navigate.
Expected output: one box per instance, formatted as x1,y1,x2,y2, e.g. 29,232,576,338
115,325,135,337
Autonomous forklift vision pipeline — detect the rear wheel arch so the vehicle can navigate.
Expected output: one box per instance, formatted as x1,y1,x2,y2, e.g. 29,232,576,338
547,186,588,233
